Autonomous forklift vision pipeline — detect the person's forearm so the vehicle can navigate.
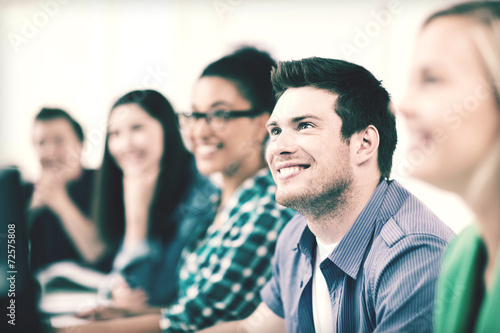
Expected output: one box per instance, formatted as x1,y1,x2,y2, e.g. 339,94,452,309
122,208,149,248
197,303,285,333
197,320,243,333
121,172,157,249
128,306,162,316
56,314,162,333
52,197,107,263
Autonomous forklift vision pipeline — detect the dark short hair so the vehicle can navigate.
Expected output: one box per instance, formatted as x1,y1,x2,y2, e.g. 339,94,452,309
271,57,397,179
94,89,192,247
35,108,84,142
201,46,277,113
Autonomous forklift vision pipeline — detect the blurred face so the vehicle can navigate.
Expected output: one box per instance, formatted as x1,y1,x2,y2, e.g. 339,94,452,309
266,87,353,211
33,118,83,181
400,17,500,194
107,103,164,175
186,76,268,176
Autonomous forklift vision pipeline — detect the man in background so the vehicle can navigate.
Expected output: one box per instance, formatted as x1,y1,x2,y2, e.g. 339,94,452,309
27,108,108,273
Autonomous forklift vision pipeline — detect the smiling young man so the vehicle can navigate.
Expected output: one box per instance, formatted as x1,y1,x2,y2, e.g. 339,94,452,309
199,57,455,333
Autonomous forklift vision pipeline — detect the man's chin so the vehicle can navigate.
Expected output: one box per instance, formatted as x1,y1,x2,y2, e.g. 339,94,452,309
275,192,301,210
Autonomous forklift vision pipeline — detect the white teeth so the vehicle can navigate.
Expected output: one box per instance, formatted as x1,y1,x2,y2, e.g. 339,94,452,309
278,166,303,175
197,144,220,155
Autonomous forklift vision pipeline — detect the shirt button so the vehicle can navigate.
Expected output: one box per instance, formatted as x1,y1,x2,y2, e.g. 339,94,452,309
300,281,303,288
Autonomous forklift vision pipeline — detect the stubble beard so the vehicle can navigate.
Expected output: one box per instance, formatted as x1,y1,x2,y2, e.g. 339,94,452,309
275,168,353,221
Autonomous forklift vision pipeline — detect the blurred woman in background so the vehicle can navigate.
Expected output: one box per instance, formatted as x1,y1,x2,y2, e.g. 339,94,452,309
94,89,217,307
156,46,295,331
400,2,500,331
74,46,295,333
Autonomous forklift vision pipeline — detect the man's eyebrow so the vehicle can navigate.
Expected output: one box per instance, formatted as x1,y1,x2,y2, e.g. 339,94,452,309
266,114,322,128
291,114,322,123
266,120,277,128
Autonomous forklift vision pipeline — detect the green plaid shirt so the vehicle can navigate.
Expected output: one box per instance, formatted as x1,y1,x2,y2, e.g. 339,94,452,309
160,169,295,332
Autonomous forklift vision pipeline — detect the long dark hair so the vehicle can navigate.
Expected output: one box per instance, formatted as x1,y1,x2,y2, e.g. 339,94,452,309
93,89,192,248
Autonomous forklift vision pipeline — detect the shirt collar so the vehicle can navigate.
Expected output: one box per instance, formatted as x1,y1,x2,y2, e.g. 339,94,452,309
297,180,391,279
330,180,390,279
298,225,316,261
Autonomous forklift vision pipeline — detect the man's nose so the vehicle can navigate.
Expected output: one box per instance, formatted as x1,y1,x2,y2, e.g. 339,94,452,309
39,141,57,158
267,129,298,158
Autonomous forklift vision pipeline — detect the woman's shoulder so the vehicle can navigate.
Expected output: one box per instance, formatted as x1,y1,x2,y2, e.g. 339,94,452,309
187,158,219,196
190,168,219,197
441,224,482,274
174,164,219,219
228,169,295,226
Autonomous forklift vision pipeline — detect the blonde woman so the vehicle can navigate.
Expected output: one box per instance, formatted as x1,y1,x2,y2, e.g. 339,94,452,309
400,2,500,332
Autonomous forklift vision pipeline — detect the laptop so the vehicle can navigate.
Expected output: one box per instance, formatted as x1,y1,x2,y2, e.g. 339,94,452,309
0,166,42,332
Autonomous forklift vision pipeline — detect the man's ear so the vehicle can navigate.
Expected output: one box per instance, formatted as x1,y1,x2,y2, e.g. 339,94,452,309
352,125,379,166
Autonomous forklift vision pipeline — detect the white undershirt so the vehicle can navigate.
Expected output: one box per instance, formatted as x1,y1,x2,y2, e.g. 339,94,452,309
312,237,338,333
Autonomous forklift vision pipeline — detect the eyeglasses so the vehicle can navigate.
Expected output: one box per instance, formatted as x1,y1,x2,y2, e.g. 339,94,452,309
178,109,264,131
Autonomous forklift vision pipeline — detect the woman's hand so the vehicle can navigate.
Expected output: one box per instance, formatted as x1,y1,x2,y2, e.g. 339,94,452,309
111,277,149,310
77,278,148,321
76,305,130,321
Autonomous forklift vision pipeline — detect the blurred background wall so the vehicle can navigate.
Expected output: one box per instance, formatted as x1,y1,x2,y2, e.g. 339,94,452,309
0,0,475,232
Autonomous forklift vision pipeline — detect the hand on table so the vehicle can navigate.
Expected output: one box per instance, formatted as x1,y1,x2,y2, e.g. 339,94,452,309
76,278,149,321
111,277,149,309
76,305,133,321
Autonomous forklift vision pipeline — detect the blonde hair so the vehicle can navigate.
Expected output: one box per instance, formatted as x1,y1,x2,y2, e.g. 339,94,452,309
425,2,500,208
425,1,500,108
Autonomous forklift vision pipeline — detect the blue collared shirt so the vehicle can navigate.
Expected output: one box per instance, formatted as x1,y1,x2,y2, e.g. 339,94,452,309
261,180,455,333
